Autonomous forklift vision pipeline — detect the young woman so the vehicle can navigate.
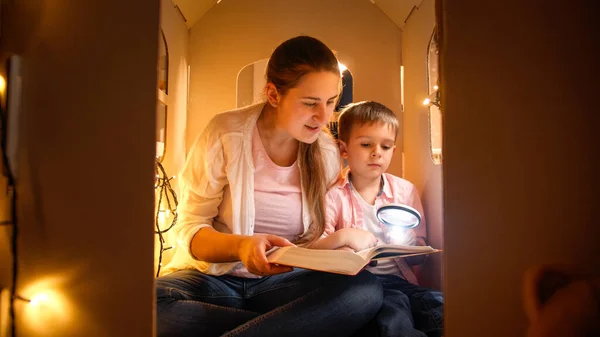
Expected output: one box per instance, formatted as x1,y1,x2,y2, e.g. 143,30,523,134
156,36,383,337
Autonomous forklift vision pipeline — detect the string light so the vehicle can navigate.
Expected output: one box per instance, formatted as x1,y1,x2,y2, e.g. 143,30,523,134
13,293,51,307
0,75,6,95
2,84,19,337
422,88,441,109
155,160,178,277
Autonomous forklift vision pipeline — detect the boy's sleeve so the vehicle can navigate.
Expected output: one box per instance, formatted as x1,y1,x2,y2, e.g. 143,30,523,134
406,183,427,241
322,189,340,238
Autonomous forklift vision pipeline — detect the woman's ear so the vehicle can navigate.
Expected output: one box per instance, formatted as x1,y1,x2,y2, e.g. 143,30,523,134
265,83,280,107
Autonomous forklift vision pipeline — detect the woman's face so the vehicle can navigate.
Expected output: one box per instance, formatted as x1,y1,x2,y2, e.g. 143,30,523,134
275,71,340,144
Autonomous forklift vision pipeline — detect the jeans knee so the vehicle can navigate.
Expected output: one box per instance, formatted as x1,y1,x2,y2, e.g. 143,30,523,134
345,271,383,314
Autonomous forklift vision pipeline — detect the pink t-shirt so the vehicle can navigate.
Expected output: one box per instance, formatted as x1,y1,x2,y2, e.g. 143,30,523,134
252,126,303,242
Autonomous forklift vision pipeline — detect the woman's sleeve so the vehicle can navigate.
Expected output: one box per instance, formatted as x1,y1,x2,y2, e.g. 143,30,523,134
174,122,229,257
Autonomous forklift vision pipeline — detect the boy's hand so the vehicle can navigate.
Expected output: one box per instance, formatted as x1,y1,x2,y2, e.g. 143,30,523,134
390,229,418,246
405,234,428,266
336,228,379,252
402,229,417,246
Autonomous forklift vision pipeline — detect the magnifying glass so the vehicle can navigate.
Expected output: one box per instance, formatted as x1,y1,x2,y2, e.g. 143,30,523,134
376,203,421,229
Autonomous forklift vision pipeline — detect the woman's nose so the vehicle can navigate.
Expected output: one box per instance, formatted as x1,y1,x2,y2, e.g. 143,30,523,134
313,105,329,124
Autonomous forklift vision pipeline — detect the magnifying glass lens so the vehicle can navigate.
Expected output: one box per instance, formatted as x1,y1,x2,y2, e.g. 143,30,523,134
376,204,421,229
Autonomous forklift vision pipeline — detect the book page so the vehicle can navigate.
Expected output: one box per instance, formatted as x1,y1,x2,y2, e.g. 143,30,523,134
356,244,436,261
267,246,367,275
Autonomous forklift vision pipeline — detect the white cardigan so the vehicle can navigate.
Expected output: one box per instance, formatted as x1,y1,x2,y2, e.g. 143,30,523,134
161,103,341,276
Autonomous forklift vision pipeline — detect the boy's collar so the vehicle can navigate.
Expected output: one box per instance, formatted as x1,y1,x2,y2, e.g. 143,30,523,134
341,167,393,199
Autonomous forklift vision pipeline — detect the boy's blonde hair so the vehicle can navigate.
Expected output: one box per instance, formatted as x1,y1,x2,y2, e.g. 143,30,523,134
337,101,399,143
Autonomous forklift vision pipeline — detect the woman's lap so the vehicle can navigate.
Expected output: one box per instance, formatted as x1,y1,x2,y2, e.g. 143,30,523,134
156,268,383,337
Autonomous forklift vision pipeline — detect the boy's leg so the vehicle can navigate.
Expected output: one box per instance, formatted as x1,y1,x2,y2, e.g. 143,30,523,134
222,269,383,337
376,274,428,337
388,275,444,337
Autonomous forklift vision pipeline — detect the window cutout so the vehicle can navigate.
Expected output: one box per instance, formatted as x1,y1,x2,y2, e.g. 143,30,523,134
330,66,353,140
158,30,169,95
427,29,442,165
156,100,167,159
236,59,268,108
156,29,168,162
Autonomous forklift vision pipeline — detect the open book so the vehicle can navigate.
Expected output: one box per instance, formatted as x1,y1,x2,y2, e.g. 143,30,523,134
267,244,441,275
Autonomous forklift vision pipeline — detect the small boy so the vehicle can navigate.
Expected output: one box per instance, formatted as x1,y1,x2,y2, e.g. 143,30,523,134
312,101,444,337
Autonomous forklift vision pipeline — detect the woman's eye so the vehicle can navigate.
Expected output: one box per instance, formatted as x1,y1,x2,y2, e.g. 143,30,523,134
326,100,335,106
303,102,316,107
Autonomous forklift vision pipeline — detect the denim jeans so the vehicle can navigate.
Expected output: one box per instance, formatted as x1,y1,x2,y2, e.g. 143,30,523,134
353,274,444,337
156,268,383,337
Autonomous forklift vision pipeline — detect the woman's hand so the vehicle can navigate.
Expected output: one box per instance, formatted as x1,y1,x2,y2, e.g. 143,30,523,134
334,228,379,252
238,234,295,276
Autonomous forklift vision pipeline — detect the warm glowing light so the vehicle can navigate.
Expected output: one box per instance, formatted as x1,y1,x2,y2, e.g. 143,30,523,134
0,75,6,94
388,227,406,243
433,85,439,90
338,62,347,74
20,276,74,334
400,66,405,108
29,293,50,306
423,98,431,105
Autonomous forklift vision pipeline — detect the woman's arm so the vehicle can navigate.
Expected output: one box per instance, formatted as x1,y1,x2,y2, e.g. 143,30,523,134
177,120,295,275
192,227,295,275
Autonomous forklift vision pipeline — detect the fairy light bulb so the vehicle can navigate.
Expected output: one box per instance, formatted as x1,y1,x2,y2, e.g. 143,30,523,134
0,75,6,95
29,292,50,306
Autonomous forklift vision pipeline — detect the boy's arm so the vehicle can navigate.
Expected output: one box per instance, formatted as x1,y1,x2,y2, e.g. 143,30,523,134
308,190,344,249
408,183,427,244
402,183,429,265
308,189,378,251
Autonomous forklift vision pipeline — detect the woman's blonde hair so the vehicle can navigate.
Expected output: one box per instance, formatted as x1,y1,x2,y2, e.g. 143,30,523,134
265,36,340,245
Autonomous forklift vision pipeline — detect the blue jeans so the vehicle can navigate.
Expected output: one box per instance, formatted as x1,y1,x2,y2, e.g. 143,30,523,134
156,268,383,337
353,274,444,337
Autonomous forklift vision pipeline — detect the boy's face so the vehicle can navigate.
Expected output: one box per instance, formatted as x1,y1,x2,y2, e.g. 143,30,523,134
340,122,396,181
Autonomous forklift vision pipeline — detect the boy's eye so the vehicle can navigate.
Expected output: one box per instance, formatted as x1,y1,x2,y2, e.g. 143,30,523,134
382,146,391,150
360,143,371,147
